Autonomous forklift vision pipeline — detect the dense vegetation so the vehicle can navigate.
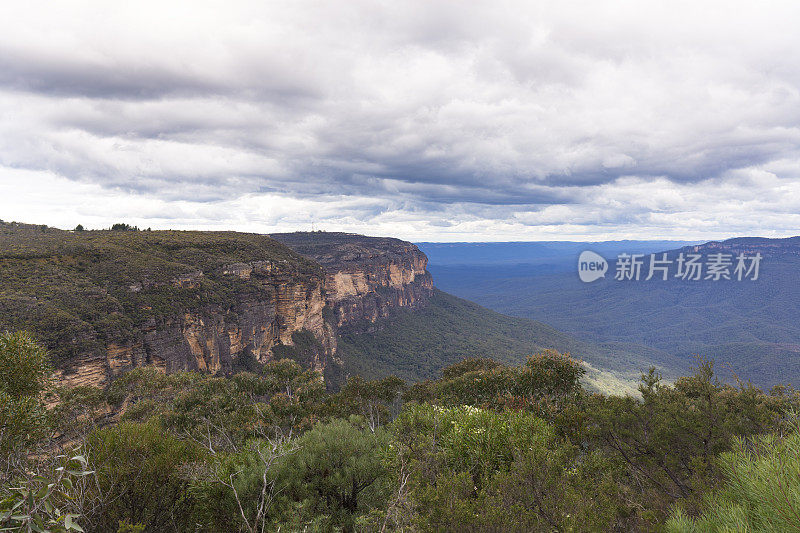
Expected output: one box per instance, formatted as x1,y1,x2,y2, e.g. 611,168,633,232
338,289,670,395
667,423,800,531
3,332,799,532
0,222,320,364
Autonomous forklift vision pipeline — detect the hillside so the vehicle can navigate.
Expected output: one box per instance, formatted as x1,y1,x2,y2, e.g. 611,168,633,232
0,222,330,386
429,236,800,388
336,289,659,395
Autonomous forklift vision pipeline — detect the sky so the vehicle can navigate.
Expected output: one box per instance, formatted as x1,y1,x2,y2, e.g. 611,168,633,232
1,1,800,242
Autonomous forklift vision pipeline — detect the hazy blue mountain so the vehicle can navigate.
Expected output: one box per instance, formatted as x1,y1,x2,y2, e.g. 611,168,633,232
420,237,800,389
417,240,698,267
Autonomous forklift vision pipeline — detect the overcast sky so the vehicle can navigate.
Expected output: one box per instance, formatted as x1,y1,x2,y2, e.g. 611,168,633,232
1,1,800,241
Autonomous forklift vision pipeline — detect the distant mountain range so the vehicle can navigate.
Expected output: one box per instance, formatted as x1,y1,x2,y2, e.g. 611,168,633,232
421,236,800,389
418,240,698,267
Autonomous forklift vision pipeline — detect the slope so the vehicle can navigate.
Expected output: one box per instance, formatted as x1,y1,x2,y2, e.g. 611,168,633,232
336,289,673,395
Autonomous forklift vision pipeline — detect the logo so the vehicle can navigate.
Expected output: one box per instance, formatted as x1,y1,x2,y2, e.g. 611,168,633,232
577,250,762,283
578,251,608,283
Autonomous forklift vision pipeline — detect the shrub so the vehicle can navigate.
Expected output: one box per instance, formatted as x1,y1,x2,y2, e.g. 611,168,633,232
82,421,204,532
0,331,52,455
667,416,800,532
274,418,390,532
388,403,625,531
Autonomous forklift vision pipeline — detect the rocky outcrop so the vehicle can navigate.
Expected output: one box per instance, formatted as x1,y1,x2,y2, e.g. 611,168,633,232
55,272,334,388
54,230,436,389
271,233,434,330
0,224,432,389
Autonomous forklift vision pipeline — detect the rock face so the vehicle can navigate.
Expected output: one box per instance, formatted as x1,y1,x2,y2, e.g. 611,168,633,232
55,269,333,388
0,224,433,389
0,225,337,389
271,232,434,330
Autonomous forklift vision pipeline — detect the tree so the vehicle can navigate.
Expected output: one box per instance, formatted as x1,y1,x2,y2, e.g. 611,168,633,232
276,418,389,532
0,331,52,457
0,332,93,533
109,223,138,231
327,375,406,432
81,421,203,532
190,435,297,533
405,351,587,438
387,403,623,531
667,416,800,532
585,361,797,526
74,224,84,232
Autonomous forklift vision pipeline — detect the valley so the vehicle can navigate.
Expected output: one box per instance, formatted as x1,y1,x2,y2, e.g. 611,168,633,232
1,223,662,394
423,237,800,389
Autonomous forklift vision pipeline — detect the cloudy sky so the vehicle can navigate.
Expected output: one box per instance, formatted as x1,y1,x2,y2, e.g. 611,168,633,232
1,0,800,241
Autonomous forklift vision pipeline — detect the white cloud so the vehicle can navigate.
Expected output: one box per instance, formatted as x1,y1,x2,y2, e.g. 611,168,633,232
1,0,800,240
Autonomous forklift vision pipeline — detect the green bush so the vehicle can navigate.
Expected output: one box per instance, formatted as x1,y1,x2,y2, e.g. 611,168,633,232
274,418,390,532
190,418,388,533
0,331,52,455
189,440,291,533
0,453,91,533
668,416,800,532
585,361,798,526
82,421,204,532
388,403,625,531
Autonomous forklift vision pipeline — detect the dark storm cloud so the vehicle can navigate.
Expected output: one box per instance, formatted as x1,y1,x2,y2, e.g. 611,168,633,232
0,50,326,102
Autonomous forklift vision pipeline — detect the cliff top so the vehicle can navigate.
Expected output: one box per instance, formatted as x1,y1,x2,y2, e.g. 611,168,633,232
271,231,427,270
686,235,800,256
0,223,319,272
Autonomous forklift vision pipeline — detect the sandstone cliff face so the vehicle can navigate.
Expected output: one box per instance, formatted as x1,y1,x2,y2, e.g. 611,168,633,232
55,267,333,389
0,225,431,389
54,230,437,389
271,233,434,330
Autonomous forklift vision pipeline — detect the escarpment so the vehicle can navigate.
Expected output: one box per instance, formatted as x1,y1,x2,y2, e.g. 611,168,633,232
271,232,434,330
0,224,432,388
0,224,334,388
55,276,332,388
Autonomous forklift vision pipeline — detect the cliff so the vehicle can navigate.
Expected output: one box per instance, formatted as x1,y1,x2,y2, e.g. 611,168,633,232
0,224,432,388
686,236,800,257
0,223,334,388
271,232,434,330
